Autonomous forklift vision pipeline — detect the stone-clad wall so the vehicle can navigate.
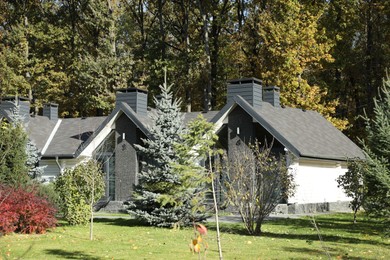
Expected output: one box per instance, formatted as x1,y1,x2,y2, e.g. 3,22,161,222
115,114,139,201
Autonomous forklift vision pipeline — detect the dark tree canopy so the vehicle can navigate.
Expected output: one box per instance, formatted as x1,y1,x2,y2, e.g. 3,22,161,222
2,0,390,138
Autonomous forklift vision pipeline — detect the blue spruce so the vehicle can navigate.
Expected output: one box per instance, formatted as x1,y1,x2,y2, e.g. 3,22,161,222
127,81,187,227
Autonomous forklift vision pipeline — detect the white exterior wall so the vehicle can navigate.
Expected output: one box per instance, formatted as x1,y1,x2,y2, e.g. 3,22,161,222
39,157,89,183
288,158,350,204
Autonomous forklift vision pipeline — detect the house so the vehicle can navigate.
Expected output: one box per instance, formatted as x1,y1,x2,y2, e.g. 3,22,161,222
0,78,364,213
211,78,365,213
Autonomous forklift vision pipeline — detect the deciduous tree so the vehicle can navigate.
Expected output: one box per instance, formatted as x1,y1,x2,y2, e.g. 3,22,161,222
225,140,295,235
55,159,104,240
241,0,347,129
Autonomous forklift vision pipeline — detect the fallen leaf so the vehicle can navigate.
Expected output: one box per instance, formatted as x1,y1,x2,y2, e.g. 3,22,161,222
197,224,208,235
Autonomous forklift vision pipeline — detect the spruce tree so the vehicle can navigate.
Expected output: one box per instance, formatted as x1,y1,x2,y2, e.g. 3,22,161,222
0,113,29,186
127,80,186,227
361,75,390,218
173,115,219,223
26,140,46,179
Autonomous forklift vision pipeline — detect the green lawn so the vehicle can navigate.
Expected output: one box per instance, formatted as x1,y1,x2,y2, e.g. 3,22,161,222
1,213,389,259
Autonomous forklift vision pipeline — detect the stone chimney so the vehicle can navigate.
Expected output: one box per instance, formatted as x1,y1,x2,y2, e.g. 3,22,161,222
227,78,262,109
43,103,59,121
0,96,30,123
115,88,148,117
263,86,280,107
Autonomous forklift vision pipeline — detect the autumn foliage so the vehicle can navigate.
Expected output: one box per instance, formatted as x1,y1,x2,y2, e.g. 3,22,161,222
0,185,57,235
190,223,208,257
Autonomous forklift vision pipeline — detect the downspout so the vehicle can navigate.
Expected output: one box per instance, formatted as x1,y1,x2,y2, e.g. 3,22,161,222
55,156,64,175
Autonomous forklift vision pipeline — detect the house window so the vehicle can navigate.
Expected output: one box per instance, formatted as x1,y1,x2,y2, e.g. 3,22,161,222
94,132,116,200
105,154,116,200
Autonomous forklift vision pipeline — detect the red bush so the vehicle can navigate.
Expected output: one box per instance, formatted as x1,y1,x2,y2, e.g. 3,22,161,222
0,185,57,235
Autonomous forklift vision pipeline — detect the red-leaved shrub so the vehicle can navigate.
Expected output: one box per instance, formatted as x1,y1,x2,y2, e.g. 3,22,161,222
0,185,57,235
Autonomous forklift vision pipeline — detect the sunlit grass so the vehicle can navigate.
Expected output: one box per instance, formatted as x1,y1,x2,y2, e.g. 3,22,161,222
1,213,389,259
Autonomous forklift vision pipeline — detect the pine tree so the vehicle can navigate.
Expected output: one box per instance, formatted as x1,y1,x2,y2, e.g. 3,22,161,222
127,79,186,227
361,75,390,218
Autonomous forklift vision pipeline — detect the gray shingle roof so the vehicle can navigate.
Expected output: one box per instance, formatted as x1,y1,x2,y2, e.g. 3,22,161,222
5,95,364,161
73,104,218,157
212,96,365,161
44,117,106,157
0,107,12,122
27,116,57,153
183,111,220,125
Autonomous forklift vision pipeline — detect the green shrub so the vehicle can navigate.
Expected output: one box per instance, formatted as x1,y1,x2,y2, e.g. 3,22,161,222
36,183,63,215
55,160,104,225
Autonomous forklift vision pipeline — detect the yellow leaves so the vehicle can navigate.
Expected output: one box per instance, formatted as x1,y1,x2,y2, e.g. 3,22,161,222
244,0,345,129
194,243,201,253
190,223,208,256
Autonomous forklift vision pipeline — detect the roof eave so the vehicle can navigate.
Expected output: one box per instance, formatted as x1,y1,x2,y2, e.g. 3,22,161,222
73,102,151,157
300,153,366,161
42,154,75,159
233,95,302,158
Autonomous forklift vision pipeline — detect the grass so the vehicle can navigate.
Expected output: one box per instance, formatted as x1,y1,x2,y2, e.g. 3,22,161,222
1,213,389,259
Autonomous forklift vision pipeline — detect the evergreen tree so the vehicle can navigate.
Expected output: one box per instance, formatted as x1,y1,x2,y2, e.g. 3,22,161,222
26,139,45,179
361,75,390,218
127,79,186,227
0,114,29,186
173,114,219,223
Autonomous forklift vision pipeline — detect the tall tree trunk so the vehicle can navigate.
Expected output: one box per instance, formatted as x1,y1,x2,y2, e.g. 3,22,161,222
365,0,373,111
198,0,212,112
158,0,166,60
210,15,219,109
183,0,192,112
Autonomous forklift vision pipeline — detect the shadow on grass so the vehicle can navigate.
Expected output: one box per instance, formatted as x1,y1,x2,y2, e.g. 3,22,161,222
44,249,101,260
267,215,386,237
92,217,146,227
207,217,389,247
282,246,370,260
260,231,387,246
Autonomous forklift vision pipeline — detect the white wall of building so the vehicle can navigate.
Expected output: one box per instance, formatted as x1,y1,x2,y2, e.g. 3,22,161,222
39,157,89,183
288,158,350,204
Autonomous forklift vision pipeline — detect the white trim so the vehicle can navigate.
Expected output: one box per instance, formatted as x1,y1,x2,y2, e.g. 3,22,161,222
41,119,62,155
79,112,118,157
213,104,235,134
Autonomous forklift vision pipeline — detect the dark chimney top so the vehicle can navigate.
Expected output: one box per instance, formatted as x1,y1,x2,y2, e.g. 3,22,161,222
227,77,263,109
115,88,148,117
263,86,280,107
43,103,59,121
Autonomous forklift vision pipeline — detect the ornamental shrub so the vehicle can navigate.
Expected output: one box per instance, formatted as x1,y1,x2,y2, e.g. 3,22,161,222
0,185,57,235
55,160,105,225
36,183,62,215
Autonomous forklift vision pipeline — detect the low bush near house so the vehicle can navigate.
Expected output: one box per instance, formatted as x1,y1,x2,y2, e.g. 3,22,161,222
36,183,62,215
0,185,57,235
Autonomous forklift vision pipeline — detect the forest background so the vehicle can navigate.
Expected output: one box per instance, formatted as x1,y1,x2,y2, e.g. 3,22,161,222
1,0,389,140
